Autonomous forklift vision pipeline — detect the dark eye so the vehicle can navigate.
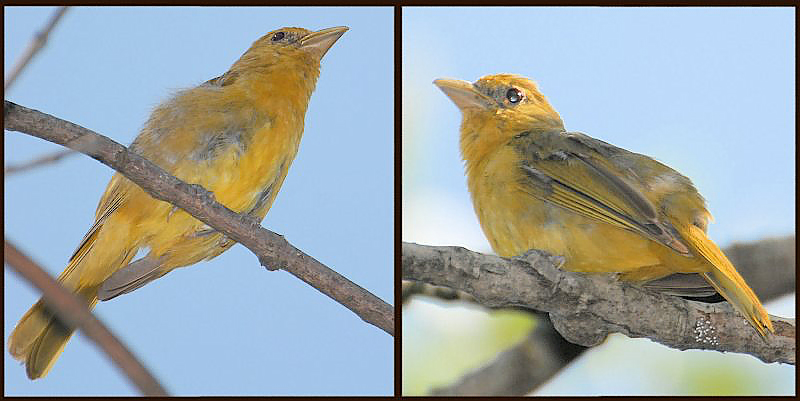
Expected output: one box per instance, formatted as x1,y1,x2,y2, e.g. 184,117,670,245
506,88,523,104
271,32,285,41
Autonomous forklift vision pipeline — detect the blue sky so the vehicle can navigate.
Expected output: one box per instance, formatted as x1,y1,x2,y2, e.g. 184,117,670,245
5,7,393,396
403,7,794,395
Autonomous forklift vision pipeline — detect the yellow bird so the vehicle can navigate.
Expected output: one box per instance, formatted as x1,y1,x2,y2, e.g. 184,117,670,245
434,73,773,338
9,26,348,379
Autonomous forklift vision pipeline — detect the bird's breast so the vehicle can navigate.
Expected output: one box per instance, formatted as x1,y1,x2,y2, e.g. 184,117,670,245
210,115,303,216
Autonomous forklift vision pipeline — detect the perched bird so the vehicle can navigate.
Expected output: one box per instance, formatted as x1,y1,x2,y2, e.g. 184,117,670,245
9,26,348,379
434,73,773,338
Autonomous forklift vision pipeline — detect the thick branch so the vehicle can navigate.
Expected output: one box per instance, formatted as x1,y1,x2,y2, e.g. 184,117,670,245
405,236,794,306
402,242,794,365
422,235,795,395
5,100,393,336
431,311,584,396
726,236,795,302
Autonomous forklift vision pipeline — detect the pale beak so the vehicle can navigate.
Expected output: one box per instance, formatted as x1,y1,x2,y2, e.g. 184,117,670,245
434,78,493,110
300,26,349,60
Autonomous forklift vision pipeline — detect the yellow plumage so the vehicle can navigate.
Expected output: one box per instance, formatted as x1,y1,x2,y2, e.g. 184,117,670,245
9,26,347,379
434,73,773,338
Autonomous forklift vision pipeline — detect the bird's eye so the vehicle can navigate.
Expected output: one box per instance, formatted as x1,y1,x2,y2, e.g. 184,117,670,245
271,32,286,42
506,88,523,104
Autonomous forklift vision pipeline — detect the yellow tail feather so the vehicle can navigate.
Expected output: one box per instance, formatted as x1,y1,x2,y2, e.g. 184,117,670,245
8,286,98,380
686,225,774,338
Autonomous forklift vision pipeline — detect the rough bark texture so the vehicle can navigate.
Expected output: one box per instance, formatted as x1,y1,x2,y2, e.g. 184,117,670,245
402,240,795,372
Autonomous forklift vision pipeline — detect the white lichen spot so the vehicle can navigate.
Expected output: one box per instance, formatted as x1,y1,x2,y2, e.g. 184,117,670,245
693,315,719,346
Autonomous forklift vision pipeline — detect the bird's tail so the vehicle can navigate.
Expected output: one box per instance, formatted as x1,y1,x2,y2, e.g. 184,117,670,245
685,224,774,338
8,285,99,379
8,259,100,379
8,224,111,380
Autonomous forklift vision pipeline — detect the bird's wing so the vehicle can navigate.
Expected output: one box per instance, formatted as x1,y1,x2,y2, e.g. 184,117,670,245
68,174,129,266
514,130,691,255
57,173,132,284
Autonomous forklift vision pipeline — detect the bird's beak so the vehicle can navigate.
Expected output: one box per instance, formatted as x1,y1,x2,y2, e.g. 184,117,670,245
434,79,493,111
300,26,349,61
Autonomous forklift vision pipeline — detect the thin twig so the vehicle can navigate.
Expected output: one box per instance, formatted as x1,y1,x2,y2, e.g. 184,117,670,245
4,100,394,336
4,240,168,395
5,7,69,91
5,149,76,175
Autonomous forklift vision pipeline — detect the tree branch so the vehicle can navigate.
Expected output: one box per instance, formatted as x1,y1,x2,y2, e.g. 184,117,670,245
4,100,393,336
402,242,794,365
421,236,795,395
5,148,76,175
725,236,796,302
5,7,69,91
4,240,168,395
430,310,582,396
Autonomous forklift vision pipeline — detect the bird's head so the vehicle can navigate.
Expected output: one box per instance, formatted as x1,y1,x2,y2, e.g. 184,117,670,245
222,26,348,90
207,26,347,115
246,26,348,65
434,74,565,142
